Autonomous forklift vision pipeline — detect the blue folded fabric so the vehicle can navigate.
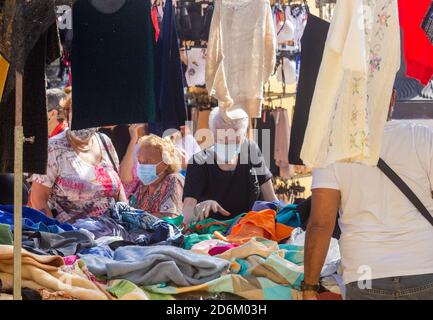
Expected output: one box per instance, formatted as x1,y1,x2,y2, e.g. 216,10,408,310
80,245,230,287
251,200,284,212
0,205,75,233
80,245,114,259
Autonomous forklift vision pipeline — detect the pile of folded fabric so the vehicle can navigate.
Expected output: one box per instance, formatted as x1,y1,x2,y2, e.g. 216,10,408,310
1,200,343,300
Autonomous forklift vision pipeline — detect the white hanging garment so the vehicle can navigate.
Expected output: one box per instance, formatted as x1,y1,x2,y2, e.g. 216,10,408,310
300,0,400,168
185,48,207,87
206,0,277,120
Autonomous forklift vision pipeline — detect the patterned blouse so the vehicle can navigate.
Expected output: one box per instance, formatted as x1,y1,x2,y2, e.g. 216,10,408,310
31,131,122,224
126,173,184,218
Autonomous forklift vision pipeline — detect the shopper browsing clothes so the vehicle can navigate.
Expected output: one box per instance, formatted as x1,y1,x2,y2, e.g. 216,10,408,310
183,108,278,225
46,88,68,138
30,108,127,223
303,90,433,300
120,125,184,219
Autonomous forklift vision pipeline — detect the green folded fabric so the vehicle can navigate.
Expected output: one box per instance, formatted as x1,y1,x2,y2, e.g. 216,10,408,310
188,214,246,235
163,214,184,227
184,233,215,250
0,224,13,245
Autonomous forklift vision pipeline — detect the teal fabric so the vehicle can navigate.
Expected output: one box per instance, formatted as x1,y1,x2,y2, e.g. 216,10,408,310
183,233,215,250
188,214,245,235
276,205,301,228
279,244,304,265
163,214,184,228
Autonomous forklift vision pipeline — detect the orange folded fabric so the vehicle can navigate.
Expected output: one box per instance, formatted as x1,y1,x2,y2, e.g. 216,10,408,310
214,209,294,245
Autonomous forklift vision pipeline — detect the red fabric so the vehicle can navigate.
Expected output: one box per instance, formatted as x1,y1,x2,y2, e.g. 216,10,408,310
317,292,343,300
151,5,160,42
398,0,433,85
48,121,68,138
208,244,239,256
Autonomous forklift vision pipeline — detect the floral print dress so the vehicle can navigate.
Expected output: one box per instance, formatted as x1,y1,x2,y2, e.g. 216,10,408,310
31,131,122,224
125,172,184,218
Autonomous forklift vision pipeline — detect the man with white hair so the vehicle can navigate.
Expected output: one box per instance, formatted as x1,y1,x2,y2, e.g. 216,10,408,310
183,108,278,224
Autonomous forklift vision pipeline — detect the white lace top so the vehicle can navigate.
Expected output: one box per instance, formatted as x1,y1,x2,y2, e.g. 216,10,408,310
206,0,277,121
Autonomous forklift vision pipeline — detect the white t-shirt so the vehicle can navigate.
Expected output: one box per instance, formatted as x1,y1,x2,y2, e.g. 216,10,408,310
175,134,202,160
312,121,433,285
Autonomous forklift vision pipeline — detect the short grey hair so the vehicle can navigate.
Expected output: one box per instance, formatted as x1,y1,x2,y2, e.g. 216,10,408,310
209,108,249,136
47,88,67,112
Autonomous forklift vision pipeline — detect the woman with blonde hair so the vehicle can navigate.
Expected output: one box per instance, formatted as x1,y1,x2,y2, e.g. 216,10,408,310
120,125,184,218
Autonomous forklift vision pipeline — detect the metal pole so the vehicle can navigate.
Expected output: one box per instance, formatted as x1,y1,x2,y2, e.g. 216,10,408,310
13,70,23,301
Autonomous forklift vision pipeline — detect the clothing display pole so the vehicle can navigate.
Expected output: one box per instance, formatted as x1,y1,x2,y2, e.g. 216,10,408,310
13,71,23,301
11,0,23,301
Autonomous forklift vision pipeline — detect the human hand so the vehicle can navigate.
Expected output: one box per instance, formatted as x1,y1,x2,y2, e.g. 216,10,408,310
129,124,144,143
194,200,231,222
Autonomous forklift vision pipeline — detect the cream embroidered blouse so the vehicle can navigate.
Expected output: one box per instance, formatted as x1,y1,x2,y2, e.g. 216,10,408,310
301,0,401,168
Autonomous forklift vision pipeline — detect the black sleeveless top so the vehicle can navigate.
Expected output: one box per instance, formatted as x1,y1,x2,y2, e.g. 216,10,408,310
71,0,157,129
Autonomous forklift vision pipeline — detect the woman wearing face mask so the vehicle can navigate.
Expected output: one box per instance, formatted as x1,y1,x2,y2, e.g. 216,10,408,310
30,98,127,223
182,108,278,225
120,128,184,219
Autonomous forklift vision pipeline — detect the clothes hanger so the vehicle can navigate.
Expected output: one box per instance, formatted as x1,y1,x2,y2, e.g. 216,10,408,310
89,0,127,14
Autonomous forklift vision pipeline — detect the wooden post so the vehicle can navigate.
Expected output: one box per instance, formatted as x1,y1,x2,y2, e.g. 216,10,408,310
13,71,23,301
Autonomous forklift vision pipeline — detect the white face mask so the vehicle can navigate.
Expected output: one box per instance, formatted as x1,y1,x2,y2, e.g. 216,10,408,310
214,143,241,163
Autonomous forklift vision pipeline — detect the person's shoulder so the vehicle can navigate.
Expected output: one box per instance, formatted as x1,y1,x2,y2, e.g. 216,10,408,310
98,132,113,142
385,121,433,142
165,173,185,185
48,131,70,151
190,146,214,165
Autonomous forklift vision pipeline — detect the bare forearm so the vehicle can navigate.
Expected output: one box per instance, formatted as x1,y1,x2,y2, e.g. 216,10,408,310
304,222,335,285
261,179,278,202
119,141,136,184
304,189,340,285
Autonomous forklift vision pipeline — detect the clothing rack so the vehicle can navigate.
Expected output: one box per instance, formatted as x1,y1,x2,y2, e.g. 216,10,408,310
181,40,208,49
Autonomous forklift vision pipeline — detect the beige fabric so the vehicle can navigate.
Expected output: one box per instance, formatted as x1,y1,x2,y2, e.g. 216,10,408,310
206,0,276,121
301,0,400,168
0,245,111,300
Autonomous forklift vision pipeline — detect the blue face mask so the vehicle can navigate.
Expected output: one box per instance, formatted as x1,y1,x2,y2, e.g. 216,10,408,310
214,143,241,162
136,161,163,186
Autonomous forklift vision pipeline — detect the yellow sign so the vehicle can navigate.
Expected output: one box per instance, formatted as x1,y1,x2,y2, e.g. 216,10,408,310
0,53,10,101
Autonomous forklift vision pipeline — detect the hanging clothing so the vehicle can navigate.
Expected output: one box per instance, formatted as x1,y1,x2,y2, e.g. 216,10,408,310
301,0,400,168
206,0,276,120
71,0,157,130
398,0,433,85
422,2,433,45
289,14,329,165
255,110,278,177
272,109,294,180
151,3,161,42
185,48,207,87
153,0,187,131
0,17,60,174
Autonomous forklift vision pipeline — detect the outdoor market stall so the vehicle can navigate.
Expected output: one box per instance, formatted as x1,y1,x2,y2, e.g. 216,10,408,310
0,0,432,301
